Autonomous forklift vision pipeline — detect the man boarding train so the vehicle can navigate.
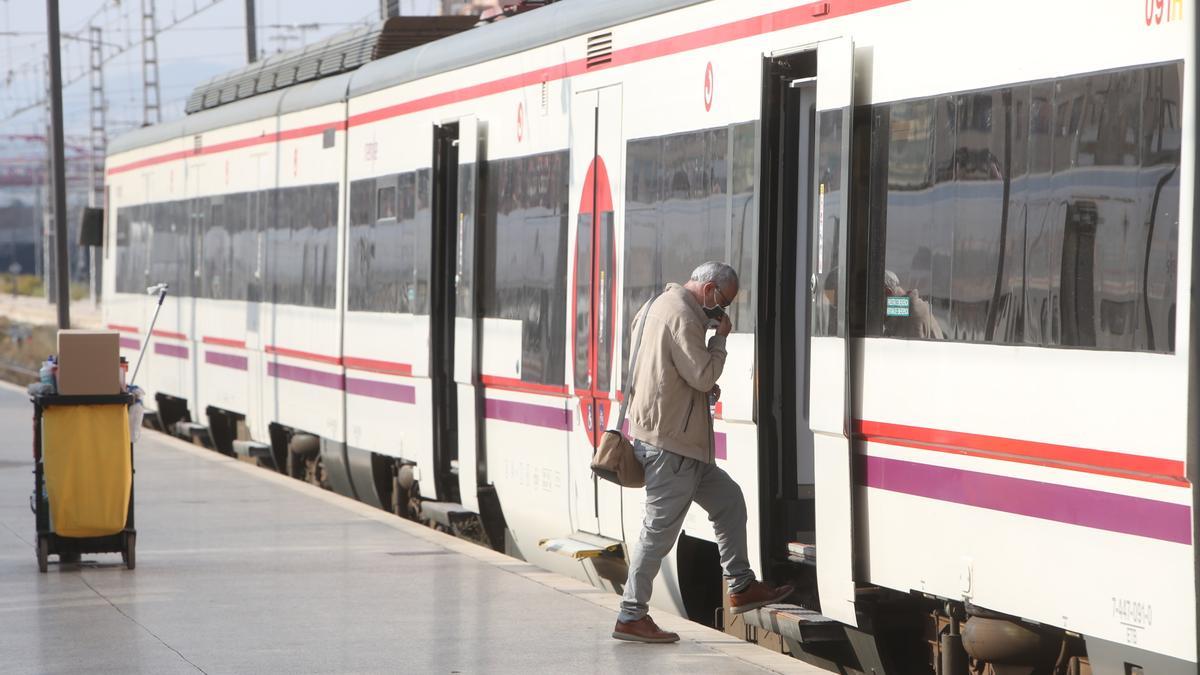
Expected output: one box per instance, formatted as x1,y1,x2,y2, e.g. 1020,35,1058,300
612,261,793,644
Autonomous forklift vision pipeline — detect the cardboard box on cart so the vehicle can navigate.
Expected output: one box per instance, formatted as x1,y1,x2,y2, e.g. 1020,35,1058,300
56,330,121,395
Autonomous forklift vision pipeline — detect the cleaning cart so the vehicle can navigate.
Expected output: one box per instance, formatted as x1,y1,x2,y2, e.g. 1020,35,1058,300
32,391,136,571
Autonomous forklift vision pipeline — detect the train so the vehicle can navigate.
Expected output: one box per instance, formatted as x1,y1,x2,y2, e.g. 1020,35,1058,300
102,0,1197,672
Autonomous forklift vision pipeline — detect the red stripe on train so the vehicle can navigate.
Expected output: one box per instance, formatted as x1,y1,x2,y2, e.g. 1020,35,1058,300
202,336,247,349
480,374,570,397
265,345,342,366
343,356,413,376
856,420,1189,488
106,0,907,174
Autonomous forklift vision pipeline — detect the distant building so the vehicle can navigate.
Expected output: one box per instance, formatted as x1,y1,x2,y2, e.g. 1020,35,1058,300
0,193,37,275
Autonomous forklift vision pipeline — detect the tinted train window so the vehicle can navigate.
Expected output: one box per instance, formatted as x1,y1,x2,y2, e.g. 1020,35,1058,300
622,122,757,383
115,183,336,308
268,183,337,308
868,62,1181,353
480,150,570,386
348,172,430,315
812,110,844,337
457,161,477,320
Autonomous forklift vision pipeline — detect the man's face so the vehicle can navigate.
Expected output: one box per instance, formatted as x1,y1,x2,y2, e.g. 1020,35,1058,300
707,281,738,309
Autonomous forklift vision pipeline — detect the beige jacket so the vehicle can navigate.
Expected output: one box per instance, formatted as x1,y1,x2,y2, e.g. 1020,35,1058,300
626,283,726,463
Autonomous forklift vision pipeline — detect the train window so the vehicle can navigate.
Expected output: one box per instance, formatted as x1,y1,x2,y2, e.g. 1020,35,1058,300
228,192,250,301
457,162,476,320
348,178,377,312
313,184,338,309
811,109,844,337
728,121,757,331
867,62,1181,353
621,125,747,384
377,184,397,220
114,206,135,293
480,150,570,386
414,168,432,315
349,172,427,315
205,201,228,300
397,172,418,314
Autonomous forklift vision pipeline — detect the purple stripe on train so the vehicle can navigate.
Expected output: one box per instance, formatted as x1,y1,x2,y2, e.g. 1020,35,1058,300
267,362,343,390
154,342,188,359
119,337,139,350
861,455,1192,545
346,377,416,404
205,351,248,371
484,398,572,431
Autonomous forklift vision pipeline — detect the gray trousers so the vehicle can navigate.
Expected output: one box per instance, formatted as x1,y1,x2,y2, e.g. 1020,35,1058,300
618,439,755,623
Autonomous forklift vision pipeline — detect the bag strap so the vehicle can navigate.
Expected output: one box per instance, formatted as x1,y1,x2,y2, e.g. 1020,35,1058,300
613,295,655,431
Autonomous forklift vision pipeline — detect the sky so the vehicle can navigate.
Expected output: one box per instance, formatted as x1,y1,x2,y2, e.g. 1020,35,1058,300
0,0,441,145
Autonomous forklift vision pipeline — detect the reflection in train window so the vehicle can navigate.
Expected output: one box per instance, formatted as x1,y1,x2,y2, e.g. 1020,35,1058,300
868,62,1180,353
622,121,758,384
480,150,570,387
348,172,431,315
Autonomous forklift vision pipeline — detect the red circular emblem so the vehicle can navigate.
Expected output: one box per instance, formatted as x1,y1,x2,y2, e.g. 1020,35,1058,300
517,102,525,142
704,62,714,112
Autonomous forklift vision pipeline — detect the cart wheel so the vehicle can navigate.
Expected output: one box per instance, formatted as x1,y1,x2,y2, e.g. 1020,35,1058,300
37,537,48,573
122,533,136,570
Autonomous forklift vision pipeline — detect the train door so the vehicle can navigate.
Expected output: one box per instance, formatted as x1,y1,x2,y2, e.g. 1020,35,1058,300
569,85,623,539
244,152,268,441
430,118,485,507
758,38,857,627
808,37,857,627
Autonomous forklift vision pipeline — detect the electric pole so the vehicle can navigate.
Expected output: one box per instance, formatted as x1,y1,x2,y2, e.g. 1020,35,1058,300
45,0,70,328
245,0,257,63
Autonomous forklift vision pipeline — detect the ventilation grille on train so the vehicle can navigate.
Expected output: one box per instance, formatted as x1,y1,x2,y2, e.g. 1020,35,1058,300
586,32,613,69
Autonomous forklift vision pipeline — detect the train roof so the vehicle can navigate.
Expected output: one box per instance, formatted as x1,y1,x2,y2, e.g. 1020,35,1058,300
109,0,705,157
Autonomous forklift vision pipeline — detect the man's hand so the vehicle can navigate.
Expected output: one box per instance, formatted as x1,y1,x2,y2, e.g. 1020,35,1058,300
715,314,733,336
708,384,721,402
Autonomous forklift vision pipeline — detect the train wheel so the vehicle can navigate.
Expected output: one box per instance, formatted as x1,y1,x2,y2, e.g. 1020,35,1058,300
37,537,48,573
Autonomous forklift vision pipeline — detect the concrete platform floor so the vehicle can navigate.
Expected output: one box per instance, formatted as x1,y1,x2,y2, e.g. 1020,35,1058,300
0,383,821,674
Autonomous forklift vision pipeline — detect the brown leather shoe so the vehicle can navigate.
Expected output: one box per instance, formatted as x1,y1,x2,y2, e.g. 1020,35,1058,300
728,581,795,614
612,615,680,643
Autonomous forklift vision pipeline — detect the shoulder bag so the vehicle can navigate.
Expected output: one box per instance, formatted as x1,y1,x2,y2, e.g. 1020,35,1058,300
590,296,654,488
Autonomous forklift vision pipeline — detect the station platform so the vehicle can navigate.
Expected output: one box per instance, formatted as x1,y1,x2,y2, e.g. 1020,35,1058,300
0,382,819,674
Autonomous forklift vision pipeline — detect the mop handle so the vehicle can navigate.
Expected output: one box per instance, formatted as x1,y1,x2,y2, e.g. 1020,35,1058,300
129,285,168,387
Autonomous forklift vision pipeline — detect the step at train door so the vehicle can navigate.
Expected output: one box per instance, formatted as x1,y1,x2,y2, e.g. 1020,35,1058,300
809,36,858,627
569,85,623,538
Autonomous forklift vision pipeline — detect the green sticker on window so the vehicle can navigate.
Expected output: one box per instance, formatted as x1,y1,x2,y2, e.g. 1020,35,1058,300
886,296,910,317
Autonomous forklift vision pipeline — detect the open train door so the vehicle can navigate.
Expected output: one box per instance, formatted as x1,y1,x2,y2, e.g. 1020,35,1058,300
430,117,485,508
454,116,486,514
809,36,858,627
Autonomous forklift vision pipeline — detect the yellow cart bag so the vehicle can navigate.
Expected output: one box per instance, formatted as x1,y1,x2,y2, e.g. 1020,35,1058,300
42,403,131,538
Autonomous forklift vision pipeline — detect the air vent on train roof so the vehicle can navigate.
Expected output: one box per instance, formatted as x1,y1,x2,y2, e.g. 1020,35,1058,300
184,16,478,114
586,32,613,69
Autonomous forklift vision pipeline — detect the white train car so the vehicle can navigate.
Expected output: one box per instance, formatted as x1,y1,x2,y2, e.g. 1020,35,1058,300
103,1,1197,672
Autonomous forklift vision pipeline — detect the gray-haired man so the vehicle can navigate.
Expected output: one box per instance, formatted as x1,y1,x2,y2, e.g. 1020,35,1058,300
613,261,793,644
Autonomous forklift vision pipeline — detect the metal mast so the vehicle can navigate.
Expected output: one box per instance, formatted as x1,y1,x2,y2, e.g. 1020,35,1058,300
140,0,161,125
88,24,107,302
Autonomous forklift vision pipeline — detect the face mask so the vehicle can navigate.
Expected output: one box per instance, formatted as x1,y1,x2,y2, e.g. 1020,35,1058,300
702,288,725,320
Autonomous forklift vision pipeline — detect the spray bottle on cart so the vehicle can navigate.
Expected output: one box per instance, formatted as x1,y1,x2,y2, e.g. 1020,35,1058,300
38,356,57,394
